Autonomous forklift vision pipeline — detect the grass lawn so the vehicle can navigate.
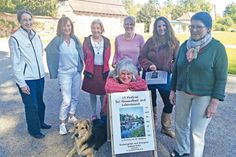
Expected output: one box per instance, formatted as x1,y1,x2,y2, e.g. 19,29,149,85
227,48,236,74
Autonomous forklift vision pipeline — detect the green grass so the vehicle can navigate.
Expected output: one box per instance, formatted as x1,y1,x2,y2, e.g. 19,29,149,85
175,31,236,45
227,48,236,74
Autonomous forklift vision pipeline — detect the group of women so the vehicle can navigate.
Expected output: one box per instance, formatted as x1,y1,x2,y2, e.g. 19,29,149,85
9,10,228,157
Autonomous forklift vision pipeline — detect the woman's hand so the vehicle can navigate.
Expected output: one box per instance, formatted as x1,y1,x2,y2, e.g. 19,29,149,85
149,64,157,71
21,85,30,95
205,98,219,118
169,90,176,105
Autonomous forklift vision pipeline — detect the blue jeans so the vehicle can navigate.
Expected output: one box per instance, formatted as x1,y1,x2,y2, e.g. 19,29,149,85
17,78,46,135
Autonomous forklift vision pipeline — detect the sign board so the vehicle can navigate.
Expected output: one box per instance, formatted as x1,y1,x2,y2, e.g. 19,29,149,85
108,91,157,155
145,71,168,85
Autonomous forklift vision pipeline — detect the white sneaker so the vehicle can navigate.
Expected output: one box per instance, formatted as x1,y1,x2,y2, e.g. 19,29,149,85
68,116,78,124
59,123,67,135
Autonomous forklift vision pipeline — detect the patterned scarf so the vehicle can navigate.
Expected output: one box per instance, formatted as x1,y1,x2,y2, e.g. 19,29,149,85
186,33,212,62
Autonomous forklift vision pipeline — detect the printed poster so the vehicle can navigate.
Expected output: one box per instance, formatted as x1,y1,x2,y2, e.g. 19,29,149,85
109,91,156,155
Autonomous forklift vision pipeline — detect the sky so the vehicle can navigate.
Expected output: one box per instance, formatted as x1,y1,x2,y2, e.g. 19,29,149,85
133,0,236,15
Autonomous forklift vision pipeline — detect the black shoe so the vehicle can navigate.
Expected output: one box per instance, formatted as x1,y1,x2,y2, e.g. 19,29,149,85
41,123,51,129
30,133,45,139
170,150,190,157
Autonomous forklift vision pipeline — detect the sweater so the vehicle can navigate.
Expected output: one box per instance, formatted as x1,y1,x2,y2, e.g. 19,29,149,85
112,33,145,67
102,76,147,115
171,38,228,101
83,35,111,79
9,27,45,87
139,38,179,72
45,35,84,79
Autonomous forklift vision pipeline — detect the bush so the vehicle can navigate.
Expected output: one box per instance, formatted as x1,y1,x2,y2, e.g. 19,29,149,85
213,23,228,31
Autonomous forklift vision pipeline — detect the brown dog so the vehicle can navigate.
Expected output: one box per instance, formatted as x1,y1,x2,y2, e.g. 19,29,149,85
66,118,107,157
66,119,94,157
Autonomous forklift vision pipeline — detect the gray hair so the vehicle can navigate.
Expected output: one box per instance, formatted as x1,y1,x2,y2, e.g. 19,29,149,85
124,16,136,25
91,19,105,33
110,59,138,81
17,10,33,23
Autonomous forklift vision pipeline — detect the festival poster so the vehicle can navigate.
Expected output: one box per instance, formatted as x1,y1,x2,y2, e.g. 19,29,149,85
109,91,156,155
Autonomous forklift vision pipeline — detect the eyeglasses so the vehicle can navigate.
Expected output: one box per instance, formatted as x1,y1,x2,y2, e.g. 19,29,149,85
188,25,206,31
124,23,135,27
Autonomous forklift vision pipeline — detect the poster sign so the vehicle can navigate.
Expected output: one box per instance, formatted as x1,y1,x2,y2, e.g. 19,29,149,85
109,91,156,155
145,71,168,85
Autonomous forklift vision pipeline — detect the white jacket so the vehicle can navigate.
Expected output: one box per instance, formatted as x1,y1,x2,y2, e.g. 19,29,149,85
9,27,45,87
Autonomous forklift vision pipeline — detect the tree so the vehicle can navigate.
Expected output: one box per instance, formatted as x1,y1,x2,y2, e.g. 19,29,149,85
0,0,16,13
0,0,58,16
121,0,140,16
166,0,212,20
224,3,236,24
136,0,160,32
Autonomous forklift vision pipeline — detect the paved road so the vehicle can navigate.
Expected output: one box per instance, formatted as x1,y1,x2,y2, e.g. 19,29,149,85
0,47,236,157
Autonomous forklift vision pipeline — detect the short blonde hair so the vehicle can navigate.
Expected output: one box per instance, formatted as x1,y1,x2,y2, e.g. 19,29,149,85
91,19,105,34
123,16,136,26
56,16,74,36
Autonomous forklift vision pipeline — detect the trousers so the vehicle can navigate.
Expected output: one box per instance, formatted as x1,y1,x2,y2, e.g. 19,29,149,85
17,78,46,135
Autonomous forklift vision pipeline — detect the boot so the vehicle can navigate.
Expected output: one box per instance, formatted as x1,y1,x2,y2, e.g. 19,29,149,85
153,106,158,125
161,112,175,138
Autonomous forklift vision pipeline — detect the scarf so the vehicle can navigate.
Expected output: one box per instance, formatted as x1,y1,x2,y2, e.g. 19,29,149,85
186,33,212,62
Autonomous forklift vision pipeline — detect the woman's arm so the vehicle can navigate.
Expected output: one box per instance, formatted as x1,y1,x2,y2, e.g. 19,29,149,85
129,76,148,91
9,37,26,88
138,38,155,71
105,77,128,93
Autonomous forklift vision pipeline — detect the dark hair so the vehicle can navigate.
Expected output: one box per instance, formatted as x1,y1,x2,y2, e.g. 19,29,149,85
191,11,212,29
17,10,33,23
56,16,74,36
152,16,178,49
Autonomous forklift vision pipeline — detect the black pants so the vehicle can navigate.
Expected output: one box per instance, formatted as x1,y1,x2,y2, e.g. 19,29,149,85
17,78,46,135
148,85,173,113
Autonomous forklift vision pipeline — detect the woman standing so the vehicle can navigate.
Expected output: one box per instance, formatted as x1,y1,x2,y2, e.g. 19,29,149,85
82,19,111,120
169,12,228,157
45,16,84,135
112,16,144,70
9,10,51,139
139,17,179,138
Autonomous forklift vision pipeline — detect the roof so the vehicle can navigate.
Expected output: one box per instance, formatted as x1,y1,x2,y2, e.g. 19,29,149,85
177,12,195,21
68,0,128,17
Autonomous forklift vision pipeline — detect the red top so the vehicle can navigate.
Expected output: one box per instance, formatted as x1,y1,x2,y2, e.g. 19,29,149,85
102,76,148,115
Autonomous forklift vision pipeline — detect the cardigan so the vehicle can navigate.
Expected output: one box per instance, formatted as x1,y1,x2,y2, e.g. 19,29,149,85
83,35,111,79
45,35,84,79
171,38,228,101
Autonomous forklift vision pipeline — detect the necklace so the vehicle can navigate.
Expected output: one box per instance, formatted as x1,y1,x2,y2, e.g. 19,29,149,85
123,33,135,41
91,38,103,54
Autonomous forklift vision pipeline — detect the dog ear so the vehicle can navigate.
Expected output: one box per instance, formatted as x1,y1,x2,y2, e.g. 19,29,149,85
85,119,92,130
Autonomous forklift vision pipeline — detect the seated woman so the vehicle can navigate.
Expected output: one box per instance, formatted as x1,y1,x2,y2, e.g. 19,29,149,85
101,59,148,116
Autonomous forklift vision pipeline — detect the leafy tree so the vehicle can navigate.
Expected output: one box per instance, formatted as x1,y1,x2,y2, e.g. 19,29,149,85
136,0,160,32
0,0,16,13
121,0,140,16
164,0,212,20
0,0,58,16
224,3,236,24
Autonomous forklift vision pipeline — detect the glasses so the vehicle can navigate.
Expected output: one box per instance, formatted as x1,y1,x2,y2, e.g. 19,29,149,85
124,23,135,27
188,25,206,31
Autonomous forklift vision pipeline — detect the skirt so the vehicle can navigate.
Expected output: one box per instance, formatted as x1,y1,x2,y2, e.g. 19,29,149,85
82,65,106,95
